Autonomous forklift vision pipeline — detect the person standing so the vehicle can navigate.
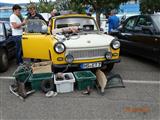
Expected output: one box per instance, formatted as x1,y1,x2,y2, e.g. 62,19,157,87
49,9,58,22
108,9,120,34
27,4,46,22
26,4,46,62
48,9,60,33
10,4,26,65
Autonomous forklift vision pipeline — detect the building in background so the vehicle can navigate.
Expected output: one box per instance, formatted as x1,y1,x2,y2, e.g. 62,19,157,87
119,0,140,17
101,0,140,33
0,2,27,20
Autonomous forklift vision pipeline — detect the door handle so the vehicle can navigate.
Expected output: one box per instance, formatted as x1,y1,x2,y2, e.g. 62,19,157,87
121,33,132,36
22,37,28,39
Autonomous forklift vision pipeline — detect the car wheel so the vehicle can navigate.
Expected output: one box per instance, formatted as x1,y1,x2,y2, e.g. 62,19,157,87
41,79,54,93
101,63,114,73
0,49,9,72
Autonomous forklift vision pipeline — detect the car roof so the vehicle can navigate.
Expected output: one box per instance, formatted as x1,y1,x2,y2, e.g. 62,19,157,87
127,14,160,18
150,14,160,17
53,14,93,19
0,21,9,24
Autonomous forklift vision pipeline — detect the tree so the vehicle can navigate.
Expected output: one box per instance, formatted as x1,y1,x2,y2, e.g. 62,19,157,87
36,0,56,13
54,0,85,13
139,0,160,14
68,0,86,13
54,0,70,11
53,0,132,27
83,0,131,27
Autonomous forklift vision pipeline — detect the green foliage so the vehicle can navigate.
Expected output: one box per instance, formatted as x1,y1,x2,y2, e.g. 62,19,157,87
140,0,160,14
54,0,86,13
54,0,70,11
80,0,130,27
35,0,55,13
68,0,86,13
82,0,129,12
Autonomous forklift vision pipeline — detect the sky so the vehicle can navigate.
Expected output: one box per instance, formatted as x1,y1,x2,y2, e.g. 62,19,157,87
0,0,55,4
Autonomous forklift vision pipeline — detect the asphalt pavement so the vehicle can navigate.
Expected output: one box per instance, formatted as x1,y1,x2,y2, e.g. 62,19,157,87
0,55,160,120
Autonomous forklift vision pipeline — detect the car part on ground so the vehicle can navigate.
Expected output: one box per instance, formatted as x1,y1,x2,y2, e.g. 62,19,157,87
41,79,54,93
96,69,107,94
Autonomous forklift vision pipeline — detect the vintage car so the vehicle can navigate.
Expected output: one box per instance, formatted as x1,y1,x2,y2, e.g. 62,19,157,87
22,14,120,73
0,21,16,72
114,14,160,63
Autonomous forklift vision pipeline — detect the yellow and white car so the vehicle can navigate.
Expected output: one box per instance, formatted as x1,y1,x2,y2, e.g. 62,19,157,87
22,14,120,73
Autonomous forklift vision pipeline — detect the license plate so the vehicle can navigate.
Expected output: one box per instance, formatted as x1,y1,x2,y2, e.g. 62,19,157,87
80,62,102,69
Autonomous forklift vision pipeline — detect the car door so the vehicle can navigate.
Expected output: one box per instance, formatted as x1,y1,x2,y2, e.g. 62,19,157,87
4,22,16,58
118,16,139,53
22,19,52,60
132,15,158,60
149,15,160,62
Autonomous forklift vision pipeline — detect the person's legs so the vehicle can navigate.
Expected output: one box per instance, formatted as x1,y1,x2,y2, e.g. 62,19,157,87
13,36,23,64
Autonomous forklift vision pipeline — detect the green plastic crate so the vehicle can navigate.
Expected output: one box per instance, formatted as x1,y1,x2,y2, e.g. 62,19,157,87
73,71,96,90
13,68,32,82
29,72,53,90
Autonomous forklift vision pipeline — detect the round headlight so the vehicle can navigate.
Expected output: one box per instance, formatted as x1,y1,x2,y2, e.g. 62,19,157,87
65,54,74,63
54,42,65,54
111,40,120,50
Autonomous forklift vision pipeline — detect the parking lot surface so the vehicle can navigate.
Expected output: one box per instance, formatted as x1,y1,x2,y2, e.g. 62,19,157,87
0,55,160,120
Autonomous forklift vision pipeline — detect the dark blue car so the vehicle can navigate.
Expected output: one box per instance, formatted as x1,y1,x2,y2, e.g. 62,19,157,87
114,14,160,63
0,21,16,72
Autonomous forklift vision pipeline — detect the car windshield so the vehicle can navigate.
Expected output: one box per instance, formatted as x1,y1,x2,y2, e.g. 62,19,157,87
55,17,98,31
25,19,46,33
152,15,160,30
0,23,4,36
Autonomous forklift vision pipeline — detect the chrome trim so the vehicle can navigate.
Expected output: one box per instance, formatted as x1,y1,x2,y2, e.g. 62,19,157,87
65,47,109,60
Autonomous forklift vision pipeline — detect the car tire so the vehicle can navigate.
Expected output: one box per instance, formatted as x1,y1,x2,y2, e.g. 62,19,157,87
101,63,114,73
0,49,9,72
41,79,54,93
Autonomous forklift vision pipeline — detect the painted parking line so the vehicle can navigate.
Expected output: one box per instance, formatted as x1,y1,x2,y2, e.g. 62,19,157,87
123,80,160,84
0,76,15,80
0,76,159,84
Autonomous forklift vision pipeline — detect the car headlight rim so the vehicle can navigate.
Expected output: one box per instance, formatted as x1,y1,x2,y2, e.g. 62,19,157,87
65,54,74,63
105,52,112,59
54,42,66,54
111,39,120,50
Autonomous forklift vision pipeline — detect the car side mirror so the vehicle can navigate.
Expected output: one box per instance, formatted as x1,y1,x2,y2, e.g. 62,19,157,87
41,25,48,34
7,29,12,36
118,25,123,31
109,30,119,36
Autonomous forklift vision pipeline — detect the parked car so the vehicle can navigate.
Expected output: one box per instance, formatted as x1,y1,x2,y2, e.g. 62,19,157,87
114,14,160,63
0,21,16,72
22,14,120,73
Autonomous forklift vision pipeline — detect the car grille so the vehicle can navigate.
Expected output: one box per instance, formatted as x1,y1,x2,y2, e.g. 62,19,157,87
66,48,109,60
